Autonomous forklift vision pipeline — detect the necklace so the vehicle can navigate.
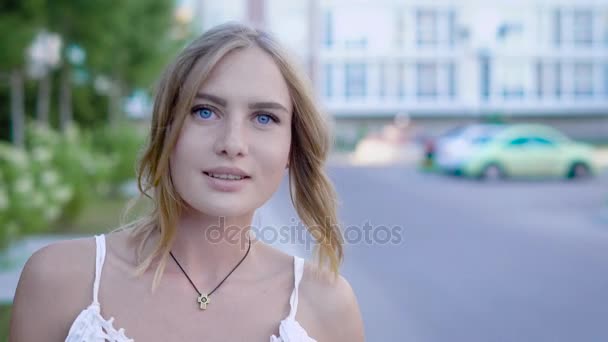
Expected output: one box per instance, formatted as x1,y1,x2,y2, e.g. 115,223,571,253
169,236,251,310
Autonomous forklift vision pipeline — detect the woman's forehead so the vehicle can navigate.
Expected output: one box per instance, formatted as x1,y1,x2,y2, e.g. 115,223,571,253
194,46,292,111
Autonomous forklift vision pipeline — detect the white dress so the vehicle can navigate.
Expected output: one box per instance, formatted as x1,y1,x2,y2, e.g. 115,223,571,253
65,235,316,342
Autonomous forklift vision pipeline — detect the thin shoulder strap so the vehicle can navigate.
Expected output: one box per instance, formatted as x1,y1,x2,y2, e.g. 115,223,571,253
287,256,305,320
93,234,107,305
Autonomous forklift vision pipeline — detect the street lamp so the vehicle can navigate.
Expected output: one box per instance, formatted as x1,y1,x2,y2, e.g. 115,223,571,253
27,31,62,125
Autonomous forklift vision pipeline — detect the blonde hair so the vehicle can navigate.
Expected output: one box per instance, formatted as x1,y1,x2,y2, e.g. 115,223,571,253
127,22,343,289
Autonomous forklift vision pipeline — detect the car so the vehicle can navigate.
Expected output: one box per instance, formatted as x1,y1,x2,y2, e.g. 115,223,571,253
433,123,505,172
423,124,496,167
434,123,597,180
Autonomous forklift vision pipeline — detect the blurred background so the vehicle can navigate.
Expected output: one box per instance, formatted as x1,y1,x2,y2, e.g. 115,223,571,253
1,0,608,340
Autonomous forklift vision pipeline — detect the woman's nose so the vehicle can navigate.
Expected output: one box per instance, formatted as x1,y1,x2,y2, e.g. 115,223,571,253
213,118,248,158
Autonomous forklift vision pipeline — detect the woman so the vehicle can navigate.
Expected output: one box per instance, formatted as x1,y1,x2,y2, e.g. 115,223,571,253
9,23,364,341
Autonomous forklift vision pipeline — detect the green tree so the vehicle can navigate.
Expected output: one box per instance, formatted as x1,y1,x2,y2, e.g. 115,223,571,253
44,0,120,130
0,0,45,146
89,0,181,126
45,0,181,127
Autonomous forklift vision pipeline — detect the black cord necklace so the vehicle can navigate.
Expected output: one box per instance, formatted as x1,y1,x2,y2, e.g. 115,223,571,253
169,235,251,310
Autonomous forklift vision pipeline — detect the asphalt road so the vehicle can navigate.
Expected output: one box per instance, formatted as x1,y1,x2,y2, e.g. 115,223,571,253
267,166,608,341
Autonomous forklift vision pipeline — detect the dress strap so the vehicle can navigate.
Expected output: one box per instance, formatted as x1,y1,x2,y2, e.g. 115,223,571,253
287,256,305,320
93,234,107,305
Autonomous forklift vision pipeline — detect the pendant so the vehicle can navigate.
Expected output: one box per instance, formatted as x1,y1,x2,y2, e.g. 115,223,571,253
198,293,210,310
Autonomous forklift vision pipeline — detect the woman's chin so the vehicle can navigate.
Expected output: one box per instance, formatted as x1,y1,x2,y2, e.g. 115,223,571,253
187,202,253,219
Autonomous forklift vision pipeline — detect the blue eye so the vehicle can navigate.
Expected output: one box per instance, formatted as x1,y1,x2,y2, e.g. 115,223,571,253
256,114,275,125
194,107,215,120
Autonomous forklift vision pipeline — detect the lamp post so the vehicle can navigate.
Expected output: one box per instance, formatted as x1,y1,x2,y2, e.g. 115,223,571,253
27,31,62,125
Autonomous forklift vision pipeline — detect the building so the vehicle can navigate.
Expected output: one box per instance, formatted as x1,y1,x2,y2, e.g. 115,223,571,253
189,0,608,140
321,0,608,119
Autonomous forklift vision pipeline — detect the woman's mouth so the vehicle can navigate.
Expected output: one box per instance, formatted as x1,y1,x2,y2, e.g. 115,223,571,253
203,172,249,180
202,172,251,192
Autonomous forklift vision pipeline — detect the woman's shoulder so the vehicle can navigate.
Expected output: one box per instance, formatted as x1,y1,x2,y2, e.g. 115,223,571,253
9,236,98,341
20,236,97,287
297,260,365,341
15,236,98,307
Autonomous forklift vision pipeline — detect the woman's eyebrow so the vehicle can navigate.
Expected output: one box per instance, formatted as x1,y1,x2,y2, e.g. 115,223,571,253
249,102,289,113
195,92,227,106
196,92,289,113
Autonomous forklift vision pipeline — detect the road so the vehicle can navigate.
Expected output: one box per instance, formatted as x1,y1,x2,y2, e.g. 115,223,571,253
266,166,608,341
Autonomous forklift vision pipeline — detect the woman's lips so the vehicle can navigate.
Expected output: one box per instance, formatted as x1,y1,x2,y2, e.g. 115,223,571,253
202,171,250,192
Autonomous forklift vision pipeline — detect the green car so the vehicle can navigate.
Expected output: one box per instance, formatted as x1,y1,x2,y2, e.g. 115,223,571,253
435,124,597,180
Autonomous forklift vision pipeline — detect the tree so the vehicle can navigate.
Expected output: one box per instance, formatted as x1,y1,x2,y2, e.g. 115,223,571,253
89,0,180,126
45,0,180,128
0,0,45,145
44,0,117,130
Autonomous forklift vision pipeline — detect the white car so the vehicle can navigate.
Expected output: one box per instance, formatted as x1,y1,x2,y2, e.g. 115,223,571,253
434,124,505,173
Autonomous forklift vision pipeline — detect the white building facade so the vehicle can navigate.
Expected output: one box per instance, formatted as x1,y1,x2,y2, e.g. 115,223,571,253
320,0,608,118
189,0,608,123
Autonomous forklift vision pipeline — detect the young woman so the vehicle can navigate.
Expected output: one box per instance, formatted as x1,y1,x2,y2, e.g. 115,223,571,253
9,23,365,341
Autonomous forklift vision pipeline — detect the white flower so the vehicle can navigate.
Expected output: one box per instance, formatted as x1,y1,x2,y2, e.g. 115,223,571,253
40,170,59,187
14,177,34,194
65,124,79,143
32,147,53,164
53,185,73,203
30,191,45,208
43,206,61,221
81,154,97,174
1,148,28,168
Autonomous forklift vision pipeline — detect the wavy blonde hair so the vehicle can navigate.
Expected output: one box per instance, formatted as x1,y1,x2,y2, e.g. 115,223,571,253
126,22,343,289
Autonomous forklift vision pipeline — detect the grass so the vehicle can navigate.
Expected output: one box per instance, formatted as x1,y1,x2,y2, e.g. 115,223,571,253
53,194,152,235
1,304,11,341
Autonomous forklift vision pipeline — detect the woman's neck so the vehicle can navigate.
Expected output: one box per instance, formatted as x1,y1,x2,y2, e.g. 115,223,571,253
168,209,256,280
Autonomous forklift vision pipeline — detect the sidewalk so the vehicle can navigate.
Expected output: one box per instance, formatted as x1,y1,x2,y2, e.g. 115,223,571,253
328,144,422,167
594,148,608,170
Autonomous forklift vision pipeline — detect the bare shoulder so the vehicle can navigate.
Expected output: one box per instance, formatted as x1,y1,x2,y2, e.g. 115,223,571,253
9,237,97,341
298,260,365,341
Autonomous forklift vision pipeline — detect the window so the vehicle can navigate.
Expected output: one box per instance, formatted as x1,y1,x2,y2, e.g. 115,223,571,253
573,10,593,46
553,9,562,47
398,62,407,99
508,137,530,146
323,64,333,99
448,63,457,98
532,137,556,146
501,63,525,99
345,63,366,99
395,10,406,48
324,11,333,48
535,61,543,98
448,10,457,47
472,135,494,145
480,55,491,101
417,62,438,98
573,62,594,97
417,10,437,46
536,61,562,99
554,62,562,97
